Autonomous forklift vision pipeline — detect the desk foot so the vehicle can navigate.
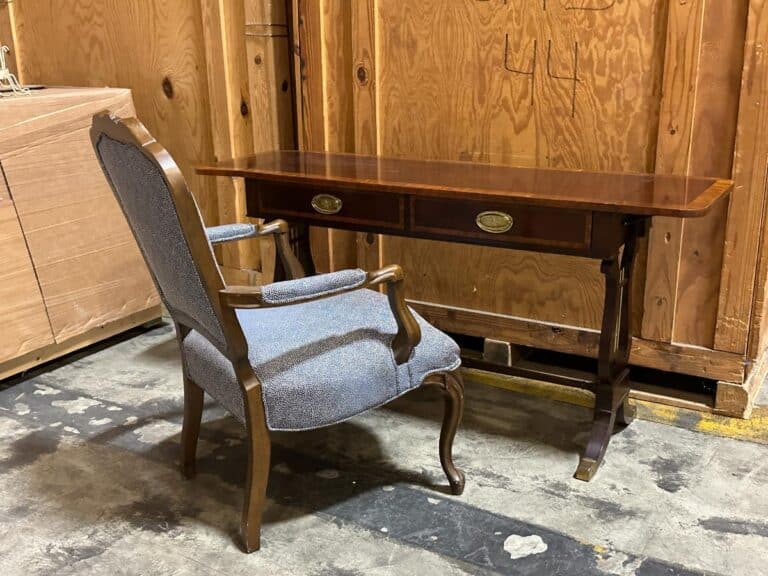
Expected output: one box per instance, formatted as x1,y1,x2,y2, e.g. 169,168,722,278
575,394,634,481
574,409,617,482
616,398,636,428
575,458,598,482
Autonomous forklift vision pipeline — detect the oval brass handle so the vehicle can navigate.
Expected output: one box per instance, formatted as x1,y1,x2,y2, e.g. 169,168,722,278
311,193,343,215
476,211,514,234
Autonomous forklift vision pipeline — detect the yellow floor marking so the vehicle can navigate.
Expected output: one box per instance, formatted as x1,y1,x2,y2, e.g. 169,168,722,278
464,368,768,445
691,409,768,443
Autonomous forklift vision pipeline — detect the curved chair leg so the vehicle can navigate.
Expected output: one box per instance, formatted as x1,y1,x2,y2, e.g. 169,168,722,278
241,390,271,553
425,369,465,495
181,377,204,479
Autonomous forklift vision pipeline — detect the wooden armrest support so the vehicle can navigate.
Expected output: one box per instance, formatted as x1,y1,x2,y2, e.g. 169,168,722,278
257,219,305,280
219,264,421,364
255,219,289,236
374,265,422,364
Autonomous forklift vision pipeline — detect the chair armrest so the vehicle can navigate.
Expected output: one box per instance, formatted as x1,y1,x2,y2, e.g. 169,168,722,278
219,265,422,364
207,219,305,280
261,268,368,305
206,223,259,245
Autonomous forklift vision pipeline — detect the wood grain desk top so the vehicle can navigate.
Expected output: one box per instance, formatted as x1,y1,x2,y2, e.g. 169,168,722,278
198,150,733,217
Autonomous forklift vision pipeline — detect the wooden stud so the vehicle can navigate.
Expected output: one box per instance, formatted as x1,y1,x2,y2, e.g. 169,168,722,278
671,0,748,347
200,0,260,273
719,0,768,355
352,0,382,273
244,1,295,281
641,0,707,343
319,0,357,271
643,0,748,347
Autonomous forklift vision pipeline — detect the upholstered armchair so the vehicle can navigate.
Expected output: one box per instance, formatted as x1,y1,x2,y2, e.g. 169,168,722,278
90,112,465,553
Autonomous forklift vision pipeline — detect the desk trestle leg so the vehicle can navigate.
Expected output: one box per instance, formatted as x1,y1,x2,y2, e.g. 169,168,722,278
575,218,642,481
274,223,315,281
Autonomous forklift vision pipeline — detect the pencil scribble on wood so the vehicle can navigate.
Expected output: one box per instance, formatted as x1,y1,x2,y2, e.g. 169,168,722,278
503,34,537,106
546,40,580,117
501,36,580,116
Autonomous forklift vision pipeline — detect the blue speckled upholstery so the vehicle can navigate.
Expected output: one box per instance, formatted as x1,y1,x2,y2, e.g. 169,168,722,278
94,124,460,433
261,269,367,305
182,288,461,431
94,135,227,350
206,223,258,245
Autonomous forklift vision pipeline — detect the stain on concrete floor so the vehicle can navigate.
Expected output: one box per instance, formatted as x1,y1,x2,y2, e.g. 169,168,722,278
1,324,768,575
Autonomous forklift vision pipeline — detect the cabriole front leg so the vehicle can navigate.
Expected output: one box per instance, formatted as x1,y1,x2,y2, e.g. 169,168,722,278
424,369,466,495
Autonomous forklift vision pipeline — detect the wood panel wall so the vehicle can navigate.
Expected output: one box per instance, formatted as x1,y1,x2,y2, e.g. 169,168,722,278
10,0,220,227
243,0,298,279
295,0,746,337
289,0,765,400
727,0,768,362
373,0,665,331
642,1,747,348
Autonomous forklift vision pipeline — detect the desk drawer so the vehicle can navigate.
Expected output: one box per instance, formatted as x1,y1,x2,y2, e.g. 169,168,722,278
410,197,592,251
251,181,405,231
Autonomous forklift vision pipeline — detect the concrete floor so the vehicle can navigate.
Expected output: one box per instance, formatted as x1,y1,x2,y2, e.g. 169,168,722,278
1,323,768,575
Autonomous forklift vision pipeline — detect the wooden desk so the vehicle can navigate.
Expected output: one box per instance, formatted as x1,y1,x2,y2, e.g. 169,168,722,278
199,151,733,481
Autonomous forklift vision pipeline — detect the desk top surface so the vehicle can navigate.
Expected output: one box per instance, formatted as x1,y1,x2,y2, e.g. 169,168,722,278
197,151,733,217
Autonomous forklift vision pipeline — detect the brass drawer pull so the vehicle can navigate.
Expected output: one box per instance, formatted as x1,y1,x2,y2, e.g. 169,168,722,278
311,193,343,215
476,211,514,234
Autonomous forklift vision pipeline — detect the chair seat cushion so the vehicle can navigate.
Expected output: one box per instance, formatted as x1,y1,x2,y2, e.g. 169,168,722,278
182,288,460,431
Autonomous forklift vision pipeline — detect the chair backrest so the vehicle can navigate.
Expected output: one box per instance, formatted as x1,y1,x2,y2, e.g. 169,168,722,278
90,112,230,352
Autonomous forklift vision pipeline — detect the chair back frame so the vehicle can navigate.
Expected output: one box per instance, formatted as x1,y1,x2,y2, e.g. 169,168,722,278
89,112,266,409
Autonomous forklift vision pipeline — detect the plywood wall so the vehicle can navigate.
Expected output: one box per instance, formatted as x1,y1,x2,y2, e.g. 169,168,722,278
294,0,750,353
374,0,664,331
297,0,746,345
11,0,220,225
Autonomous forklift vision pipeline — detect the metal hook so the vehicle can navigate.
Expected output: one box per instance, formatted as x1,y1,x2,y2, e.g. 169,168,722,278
0,45,30,96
